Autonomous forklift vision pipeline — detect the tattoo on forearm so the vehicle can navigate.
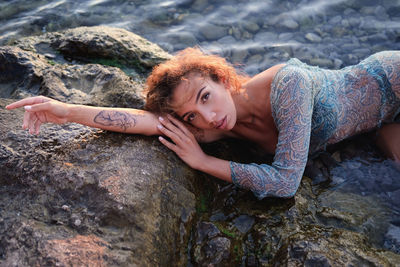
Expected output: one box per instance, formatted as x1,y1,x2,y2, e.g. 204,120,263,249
94,110,138,131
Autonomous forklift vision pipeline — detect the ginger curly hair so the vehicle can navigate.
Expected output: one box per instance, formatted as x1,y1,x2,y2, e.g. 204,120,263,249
144,47,249,114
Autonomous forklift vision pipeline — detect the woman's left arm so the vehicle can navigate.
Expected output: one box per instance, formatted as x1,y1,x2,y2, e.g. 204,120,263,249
230,66,313,198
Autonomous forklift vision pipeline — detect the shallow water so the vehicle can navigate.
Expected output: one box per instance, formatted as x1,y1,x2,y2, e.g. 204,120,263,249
1,0,400,75
1,0,400,260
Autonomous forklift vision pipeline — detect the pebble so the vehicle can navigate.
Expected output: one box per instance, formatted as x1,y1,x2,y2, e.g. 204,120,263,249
241,21,260,33
280,18,299,30
345,161,362,170
384,224,400,253
231,48,249,63
199,23,228,41
44,53,56,59
233,215,255,234
74,219,82,226
61,205,70,211
254,31,277,43
305,33,322,43
203,237,231,264
278,32,294,41
334,59,343,69
196,222,220,244
165,31,198,47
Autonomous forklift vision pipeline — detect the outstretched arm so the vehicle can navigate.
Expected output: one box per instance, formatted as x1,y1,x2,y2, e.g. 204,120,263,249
6,96,160,136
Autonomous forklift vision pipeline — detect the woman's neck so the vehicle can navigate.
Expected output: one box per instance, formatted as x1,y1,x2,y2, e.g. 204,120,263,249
232,89,259,126
232,63,285,128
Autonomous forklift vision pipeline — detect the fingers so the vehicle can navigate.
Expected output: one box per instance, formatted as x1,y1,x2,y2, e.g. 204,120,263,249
157,121,183,144
27,112,38,134
6,96,49,110
159,116,181,133
158,115,193,142
158,136,178,152
25,102,52,113
23,110,43,135
22,110,30,130
165,114,192,136
34,118,42,135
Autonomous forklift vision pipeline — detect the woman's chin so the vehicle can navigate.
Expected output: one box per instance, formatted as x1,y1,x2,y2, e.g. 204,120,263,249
226,116,236,131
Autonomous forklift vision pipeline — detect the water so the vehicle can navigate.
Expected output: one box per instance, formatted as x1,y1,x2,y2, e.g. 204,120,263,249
1,0,400,75
1,0,400,258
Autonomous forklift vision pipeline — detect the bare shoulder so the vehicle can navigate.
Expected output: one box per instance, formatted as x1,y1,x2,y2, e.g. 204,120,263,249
244,64,286,91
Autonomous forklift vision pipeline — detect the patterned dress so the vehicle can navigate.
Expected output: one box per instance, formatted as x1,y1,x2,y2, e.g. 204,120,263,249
230,51,400,199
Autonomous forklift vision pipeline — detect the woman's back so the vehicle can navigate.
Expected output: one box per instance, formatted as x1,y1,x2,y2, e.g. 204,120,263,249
271,51,400,154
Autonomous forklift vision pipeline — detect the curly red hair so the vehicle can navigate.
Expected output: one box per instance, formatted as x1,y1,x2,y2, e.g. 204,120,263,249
144,47,249,113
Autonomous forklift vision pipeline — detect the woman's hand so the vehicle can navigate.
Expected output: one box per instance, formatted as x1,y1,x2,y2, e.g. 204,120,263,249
6,96,71,134
157,114,208,170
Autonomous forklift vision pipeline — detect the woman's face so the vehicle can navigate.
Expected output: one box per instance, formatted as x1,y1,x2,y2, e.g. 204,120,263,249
171,72,237,130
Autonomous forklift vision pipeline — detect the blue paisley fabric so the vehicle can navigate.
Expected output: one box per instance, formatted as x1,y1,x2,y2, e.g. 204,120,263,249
230,51,400,199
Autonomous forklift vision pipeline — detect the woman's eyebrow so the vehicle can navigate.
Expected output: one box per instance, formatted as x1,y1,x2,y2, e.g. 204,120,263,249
195,86,206,104
181,86,206,120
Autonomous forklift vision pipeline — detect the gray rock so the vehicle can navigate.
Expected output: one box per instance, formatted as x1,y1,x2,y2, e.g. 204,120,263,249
0,27,199,266
280,18,299,30
329,15,342,25
305,32,322,43
196,222,220,244
247,54,263,65
15,26,171,72
0,46,144,108
217,35,236,46
254,31,278,43
231,48,249,63
309,57,333,68
192,0,208,12
334,58,343,69
278,32,294,41
164,31,198,47
199,23,229,41
233,215,254,234
241,21,260,33
202,237,231,265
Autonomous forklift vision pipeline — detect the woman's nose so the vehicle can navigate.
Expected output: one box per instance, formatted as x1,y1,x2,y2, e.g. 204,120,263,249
203,111,216,126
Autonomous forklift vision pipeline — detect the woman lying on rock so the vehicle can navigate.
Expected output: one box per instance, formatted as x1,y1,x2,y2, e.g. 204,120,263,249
6,48,400,199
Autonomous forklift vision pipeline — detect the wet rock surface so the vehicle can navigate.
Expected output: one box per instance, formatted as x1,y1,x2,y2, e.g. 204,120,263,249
190,137,400,266
1,26,400,266
0,96,201,266
0,27,196,266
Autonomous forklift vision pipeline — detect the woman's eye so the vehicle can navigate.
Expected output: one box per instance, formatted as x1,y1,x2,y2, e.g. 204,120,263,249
201,93,210,103
187,113,196,122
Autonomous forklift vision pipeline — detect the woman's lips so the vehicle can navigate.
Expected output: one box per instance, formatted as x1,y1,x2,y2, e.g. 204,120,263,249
216,116,227,129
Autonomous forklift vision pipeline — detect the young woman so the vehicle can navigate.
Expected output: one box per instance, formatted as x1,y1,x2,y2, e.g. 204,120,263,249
6,48,400,199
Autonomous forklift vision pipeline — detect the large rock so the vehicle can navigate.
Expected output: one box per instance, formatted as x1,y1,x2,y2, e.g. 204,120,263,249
0,46,145,107
13,26,171,73
0,98,200,266
0,27,197,266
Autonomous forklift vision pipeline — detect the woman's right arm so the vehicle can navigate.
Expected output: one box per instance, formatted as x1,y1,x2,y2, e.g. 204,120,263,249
6,96,161,136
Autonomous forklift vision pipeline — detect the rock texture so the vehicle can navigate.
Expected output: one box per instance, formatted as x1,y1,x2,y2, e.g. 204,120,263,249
14,26,171,73
0,26,196,266
1,26,400,266
0,101,199,265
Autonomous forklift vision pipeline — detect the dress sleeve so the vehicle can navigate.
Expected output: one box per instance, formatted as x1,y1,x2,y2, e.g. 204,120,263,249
230,66,313,199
